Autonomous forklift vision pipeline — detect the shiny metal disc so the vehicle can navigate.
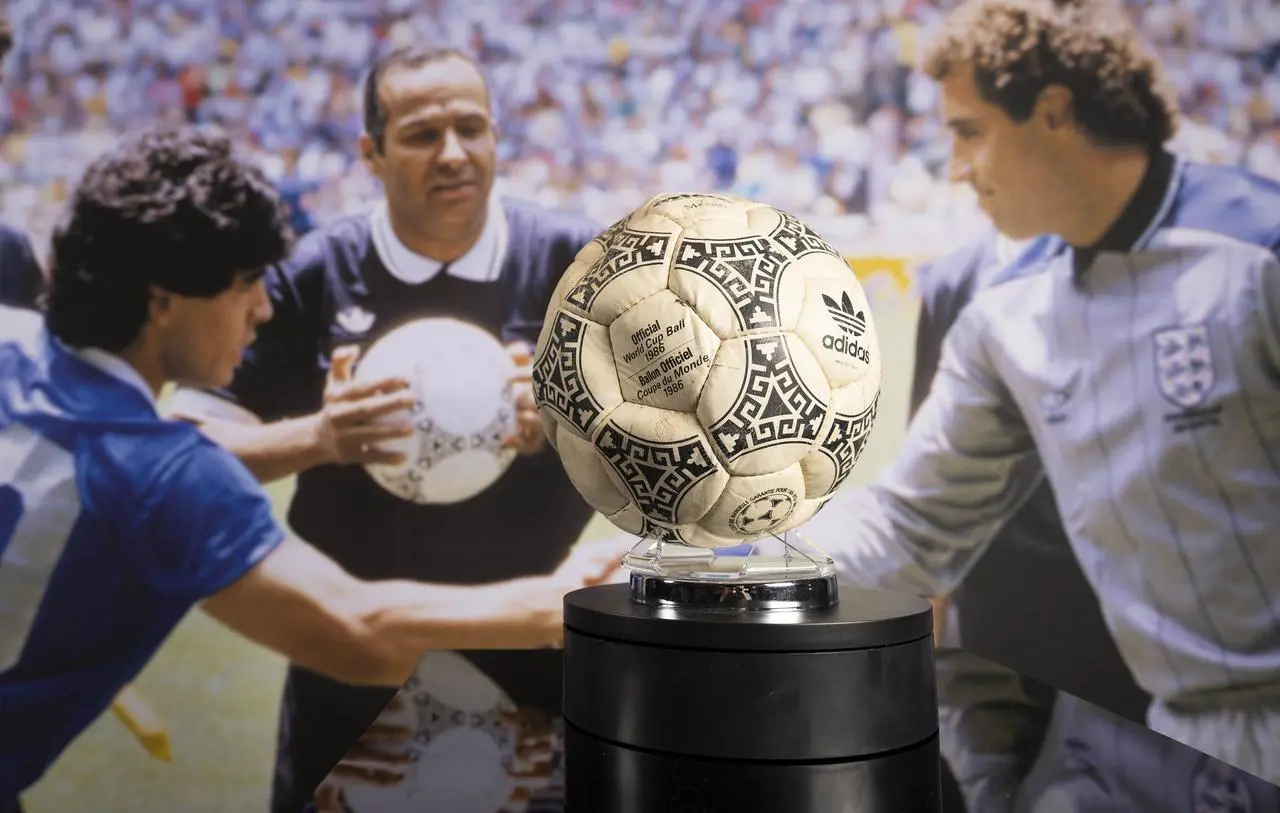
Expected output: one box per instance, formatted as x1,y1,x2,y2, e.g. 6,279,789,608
629,571,839,611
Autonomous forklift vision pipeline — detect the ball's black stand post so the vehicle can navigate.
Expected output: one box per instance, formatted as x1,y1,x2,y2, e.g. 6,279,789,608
562,576,943,813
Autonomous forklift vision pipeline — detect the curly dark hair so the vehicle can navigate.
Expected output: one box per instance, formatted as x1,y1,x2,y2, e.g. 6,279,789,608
45,125,295,351
922,0,1179,150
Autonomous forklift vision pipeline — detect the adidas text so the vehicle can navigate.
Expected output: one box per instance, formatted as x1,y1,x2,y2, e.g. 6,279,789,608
822,334,871,363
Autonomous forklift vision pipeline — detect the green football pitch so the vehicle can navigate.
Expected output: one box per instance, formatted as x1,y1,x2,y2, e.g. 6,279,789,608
21,292,920,813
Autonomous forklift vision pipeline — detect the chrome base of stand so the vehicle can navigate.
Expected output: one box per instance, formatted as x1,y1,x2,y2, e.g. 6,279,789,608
629,571,838,611
622,532,839,611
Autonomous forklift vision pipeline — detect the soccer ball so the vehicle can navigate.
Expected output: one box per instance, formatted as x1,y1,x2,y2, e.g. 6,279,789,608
340,652,550,812
355,317,518,505
531,193,882,548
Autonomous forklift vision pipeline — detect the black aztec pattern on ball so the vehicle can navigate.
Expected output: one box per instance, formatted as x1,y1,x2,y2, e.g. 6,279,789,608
531,311,604,437
413,404,513,467
374,400,513,502
566,228,670,313
709,336,827,462
637,517,691,545
816,392,880,495
674,235,791,332
770,209,845,260
591,213,631,251
400,670,524,768
595,425,717,525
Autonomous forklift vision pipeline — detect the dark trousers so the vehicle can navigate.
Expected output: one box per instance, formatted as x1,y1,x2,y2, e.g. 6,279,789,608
270,667,398,813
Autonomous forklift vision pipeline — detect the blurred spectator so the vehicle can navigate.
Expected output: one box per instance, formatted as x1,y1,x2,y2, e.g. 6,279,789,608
0,0,1277,260
0,10,46,311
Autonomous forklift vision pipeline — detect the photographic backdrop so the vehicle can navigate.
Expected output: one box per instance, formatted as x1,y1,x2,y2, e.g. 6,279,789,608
6,0,1278,810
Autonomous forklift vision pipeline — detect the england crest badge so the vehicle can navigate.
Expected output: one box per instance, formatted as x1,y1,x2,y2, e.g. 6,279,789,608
1154,325,1214,410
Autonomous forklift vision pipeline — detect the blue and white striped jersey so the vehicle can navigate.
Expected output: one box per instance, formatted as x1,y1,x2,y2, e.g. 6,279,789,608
800,151,1280,706
0,306,284,801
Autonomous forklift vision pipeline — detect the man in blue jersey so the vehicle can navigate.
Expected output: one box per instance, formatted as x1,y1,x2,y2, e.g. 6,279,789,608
167,46,620,813
798,0,1280,798
0,126,603,813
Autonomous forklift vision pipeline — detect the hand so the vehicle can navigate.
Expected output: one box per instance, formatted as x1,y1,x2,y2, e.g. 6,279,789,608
485,552,624,650
315,345,417,466
501,342,549,456
500,707,559,779
485,576,569,649
551,536,634,589
313,691,415,812
455,540,635,651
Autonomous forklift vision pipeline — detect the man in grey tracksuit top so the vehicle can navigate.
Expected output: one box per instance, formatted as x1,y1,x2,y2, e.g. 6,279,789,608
799,0,1280,785
909,228,1146,812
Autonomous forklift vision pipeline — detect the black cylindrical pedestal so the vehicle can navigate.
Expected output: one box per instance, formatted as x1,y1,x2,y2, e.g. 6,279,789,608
562,582,942,813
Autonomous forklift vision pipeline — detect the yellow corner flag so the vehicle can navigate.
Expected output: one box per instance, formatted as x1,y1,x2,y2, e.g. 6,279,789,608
111,685,173,763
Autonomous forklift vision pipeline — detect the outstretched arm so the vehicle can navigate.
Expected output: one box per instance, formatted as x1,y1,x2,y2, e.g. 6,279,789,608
165,254,416,485
136,436,615,690
200,534,592,686
168,345,416,485
796,303,1045,597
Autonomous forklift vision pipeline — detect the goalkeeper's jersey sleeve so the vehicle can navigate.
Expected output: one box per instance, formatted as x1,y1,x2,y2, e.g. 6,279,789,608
798,292,1046,598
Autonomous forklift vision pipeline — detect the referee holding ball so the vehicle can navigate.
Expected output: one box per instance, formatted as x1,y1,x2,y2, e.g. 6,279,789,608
170,46,622,813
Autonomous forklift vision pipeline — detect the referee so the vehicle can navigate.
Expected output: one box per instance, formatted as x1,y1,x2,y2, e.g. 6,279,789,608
800,0,1280,788
169,46,612,812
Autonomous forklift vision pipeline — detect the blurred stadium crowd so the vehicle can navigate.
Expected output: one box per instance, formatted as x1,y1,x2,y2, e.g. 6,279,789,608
0,0,1278,260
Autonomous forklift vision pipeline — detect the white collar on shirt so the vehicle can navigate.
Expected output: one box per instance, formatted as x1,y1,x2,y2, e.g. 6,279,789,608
994,233,1034,266
72,346,159,408
9,304,158,409
369,194,508,286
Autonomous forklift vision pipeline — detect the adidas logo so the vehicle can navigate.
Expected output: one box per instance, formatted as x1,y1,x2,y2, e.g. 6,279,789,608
336,305,376,335
821,292,866,337
820,291,871,364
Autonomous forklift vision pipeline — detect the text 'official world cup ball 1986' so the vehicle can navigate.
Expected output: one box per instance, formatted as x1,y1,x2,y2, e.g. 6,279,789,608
355,317,519,506
531,193,882,548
